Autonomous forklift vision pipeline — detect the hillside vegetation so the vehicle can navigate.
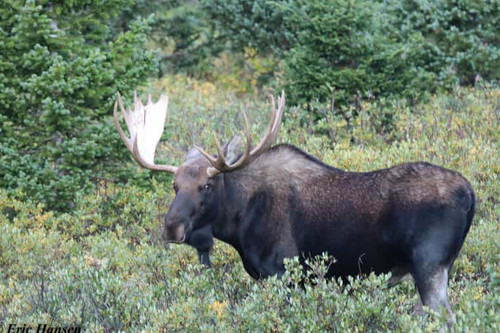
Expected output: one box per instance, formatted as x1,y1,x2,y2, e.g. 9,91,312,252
1,77,499,331
1,1,499,331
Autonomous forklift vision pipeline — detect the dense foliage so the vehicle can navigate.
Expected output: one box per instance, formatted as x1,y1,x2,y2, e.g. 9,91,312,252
201,0,290,55
0,0,159,211
1,79,499,331
201,0,500,105
390,0,500,86
279,0,432,106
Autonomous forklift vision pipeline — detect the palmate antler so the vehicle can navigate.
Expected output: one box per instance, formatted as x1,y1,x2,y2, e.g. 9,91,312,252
195,91,286,177
113,91,178,174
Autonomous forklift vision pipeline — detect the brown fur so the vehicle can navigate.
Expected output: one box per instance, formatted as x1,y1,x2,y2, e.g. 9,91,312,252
164,143,475,318
229,144,471,232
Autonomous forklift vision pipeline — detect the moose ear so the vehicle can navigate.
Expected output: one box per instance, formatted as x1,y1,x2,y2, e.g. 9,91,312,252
184,148,202,166
224,135,242,164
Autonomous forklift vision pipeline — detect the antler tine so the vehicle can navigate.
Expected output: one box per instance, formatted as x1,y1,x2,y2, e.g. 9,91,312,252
202,91,285,176
114,92,133,152
210,131,230,171
213,132,226,162
249,94,277,155
223,110,252,170
269,90,286,142
198,122,249,173
262,90,285,148
249,91,285,156
195,143,219,164
194,130,227,169
113,91,178,174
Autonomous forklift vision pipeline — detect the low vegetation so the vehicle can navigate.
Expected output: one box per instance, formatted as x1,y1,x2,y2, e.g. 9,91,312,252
1,77,499,331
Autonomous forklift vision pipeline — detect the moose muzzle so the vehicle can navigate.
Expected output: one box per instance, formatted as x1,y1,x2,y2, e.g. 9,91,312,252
162,220,186,243
162,193,196,243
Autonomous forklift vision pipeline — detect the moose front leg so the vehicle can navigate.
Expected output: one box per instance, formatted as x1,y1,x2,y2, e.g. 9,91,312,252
197,249,211,267
186,224,214,267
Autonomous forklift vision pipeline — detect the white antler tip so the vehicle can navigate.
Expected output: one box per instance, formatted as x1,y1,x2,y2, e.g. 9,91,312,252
113,90,177,174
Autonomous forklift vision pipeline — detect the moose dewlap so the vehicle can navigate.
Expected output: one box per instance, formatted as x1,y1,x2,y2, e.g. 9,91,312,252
114,91,475,316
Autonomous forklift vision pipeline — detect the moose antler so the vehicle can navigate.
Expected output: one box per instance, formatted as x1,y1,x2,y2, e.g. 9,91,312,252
196,90,286,177
113,91,178,174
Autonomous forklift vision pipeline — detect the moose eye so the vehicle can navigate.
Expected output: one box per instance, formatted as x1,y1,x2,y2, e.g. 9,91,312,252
204,184,212,190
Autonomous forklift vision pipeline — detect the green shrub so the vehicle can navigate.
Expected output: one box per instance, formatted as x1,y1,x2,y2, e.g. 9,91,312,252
144,0,218,73
279,0,444,106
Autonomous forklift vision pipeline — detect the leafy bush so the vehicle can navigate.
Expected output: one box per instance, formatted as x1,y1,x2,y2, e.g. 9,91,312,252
141,0,219,73
279,0,392,106
0,0,159,211
388,0,500,86
280,0,500,106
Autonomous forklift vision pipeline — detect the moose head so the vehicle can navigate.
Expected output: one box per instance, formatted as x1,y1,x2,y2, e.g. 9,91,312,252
113,91,285,265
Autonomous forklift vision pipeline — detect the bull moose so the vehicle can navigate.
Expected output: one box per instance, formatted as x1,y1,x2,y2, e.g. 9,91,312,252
113,91,475,315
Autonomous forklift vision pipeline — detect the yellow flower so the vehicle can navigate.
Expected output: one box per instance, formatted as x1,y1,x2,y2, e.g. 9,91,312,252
210,300,227,321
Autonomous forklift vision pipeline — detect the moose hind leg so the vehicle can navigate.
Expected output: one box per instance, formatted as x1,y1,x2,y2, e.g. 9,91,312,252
409,208,467,316
412,264,451,315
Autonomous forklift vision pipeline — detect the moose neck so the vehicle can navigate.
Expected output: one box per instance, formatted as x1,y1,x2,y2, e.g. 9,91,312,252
210,144,344,250
210,171,247,249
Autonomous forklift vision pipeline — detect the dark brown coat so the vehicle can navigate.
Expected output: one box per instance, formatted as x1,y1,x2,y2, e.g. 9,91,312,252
163,142,475,314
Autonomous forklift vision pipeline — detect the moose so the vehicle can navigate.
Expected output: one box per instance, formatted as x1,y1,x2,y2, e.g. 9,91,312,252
113,91,475,315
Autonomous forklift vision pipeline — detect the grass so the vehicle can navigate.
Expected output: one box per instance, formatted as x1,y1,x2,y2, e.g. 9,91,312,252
0,76,499,332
